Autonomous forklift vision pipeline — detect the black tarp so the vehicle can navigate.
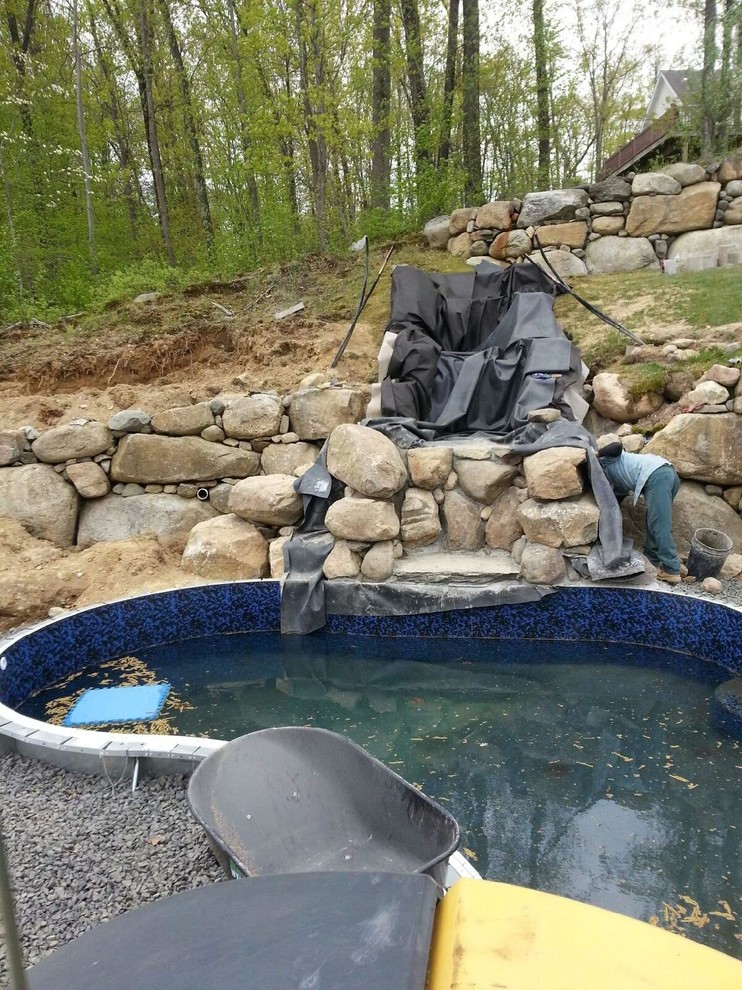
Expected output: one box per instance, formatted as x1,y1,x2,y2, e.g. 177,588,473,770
379,264,582,435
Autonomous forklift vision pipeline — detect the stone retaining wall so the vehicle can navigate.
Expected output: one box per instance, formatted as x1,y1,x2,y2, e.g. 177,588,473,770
2,363,742,590
425,153,742,277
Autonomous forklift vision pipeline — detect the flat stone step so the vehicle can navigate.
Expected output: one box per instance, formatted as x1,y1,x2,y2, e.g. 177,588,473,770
393,550,520,585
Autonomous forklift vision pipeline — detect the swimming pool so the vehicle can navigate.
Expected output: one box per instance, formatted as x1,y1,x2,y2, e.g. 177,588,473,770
1,583,741,955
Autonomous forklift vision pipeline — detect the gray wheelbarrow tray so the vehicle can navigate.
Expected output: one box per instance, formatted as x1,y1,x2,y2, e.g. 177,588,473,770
187,726,460,887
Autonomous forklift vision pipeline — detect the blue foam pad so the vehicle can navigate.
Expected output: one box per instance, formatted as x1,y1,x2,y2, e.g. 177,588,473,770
63,684,170,727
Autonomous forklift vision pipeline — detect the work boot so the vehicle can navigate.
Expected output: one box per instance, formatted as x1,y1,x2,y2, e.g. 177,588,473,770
657,568,681,584
680,564,689,577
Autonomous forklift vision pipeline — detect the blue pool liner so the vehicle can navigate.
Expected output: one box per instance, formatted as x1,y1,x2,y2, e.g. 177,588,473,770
63,684,170,727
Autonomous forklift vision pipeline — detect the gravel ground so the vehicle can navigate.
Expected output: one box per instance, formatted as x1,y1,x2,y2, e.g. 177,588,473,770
0,753,222,985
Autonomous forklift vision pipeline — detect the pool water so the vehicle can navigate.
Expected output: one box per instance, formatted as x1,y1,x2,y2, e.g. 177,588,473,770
21,633,742,957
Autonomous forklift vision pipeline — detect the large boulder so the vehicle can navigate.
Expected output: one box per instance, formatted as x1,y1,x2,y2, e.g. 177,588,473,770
669,225,742,265
477,201,513,230
449,208,478,235
625,182,720,236
0,429,24,467
151,402,214,436
585,236,660,275
325,498,399,542
32,421,113,464
111,434,259,483
631,172,682,196
591,217,625,236
65,462,110,499
518,189,589,228
663,163,707,187
181,514,268,580
442,490,485,551
424,215,451,249
718,153,742,184
528,249,588,279
0,463,79,547
644,413,742,485
523,447,585,500
517,495,600,548
591,372,664,423
323,540,362,579
401,488,441,548
407,447,453,490
260,441,319,476
519,543,566,584
361,541,395,581
485,487,523,549
723,199,742,225
589,177,632,202
534,222,587,249
228,474,303,526
77,494,216,548
326,424,407,498
222,394,282,440
289,387,366,441
108,409,151,433
454,457,518,503
621,481,742,554
448,233,472,257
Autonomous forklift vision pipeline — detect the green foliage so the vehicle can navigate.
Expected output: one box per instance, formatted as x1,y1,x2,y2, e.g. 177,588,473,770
626,362,668,401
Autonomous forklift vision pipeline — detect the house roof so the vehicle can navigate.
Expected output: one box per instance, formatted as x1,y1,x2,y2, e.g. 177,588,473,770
661,69,698,100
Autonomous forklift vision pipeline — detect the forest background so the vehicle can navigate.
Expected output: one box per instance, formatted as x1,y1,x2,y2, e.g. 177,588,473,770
0,0,740,319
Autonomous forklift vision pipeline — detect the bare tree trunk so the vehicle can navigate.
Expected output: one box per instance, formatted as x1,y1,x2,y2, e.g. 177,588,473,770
137,0,176,265
370,0,391,210
157,0,214,248
532,0,550,189
461,0,482,203
88,12,141,241
399,0,430,176
225,0,260,229
101,0,176,263
701,0,718,152
73,0,97,274
717,0,735,149
294,0,328,250
437,0,459,166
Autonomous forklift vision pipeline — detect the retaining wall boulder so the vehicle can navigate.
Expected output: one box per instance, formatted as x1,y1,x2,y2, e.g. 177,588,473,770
77,493,216,548
222,394,282,440
518,189,588,227
111,434,259,483
325,498,400,542
644,414,742,485
289,387,367,441
625,182,720,236
228,474,303,526
0,463,80,547
326,424,407,498
32,421,113,464
181,514,269,579
151,403,214,436
585,236,660,275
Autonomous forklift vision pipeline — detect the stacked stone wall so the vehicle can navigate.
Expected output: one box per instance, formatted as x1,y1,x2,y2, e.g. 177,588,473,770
425,152,742,277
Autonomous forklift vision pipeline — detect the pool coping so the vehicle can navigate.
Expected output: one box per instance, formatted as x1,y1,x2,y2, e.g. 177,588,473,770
1,578,741,774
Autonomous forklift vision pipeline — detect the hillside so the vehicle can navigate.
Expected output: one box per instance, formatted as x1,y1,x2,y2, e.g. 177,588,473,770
0,244,740,430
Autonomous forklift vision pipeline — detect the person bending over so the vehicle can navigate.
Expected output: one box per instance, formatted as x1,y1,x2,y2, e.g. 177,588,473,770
598,440,683,584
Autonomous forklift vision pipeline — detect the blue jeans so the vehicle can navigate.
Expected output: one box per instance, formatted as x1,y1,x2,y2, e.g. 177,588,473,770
642,465,681,574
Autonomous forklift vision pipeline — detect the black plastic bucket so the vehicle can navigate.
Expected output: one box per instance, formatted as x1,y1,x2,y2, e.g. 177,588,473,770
686,528,733,580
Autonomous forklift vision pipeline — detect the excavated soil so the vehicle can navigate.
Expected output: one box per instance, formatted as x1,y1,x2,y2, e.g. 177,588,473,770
0,518,206,634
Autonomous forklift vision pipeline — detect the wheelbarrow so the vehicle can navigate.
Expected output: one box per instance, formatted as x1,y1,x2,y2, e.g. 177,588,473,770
187,726,460,887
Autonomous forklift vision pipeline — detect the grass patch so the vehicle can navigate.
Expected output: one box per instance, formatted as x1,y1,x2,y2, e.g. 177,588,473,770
625,362,669,400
